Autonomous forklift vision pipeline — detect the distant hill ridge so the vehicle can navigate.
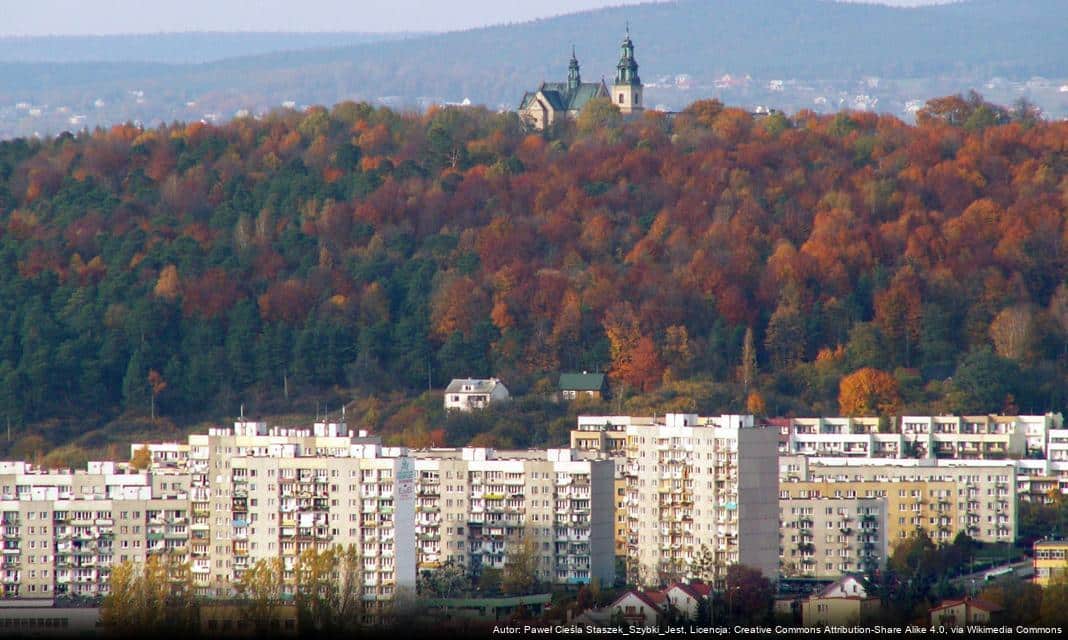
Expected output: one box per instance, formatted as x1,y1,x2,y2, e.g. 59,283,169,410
0,0,1066,137
0,32,421,64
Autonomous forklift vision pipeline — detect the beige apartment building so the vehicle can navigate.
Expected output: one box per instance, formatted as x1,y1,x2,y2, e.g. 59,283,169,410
181,420,415,622
573,414,778,585
0,421,418,619
409,447,615,586
779,480,959,546
779,496,887,579
781,456,1016,544
1032,539,1068,587
0,461,191,600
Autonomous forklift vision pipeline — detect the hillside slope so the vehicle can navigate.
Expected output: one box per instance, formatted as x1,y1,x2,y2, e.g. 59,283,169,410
0,96,1065,460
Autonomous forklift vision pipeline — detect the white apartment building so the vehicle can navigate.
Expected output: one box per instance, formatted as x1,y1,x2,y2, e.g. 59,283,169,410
576,414,778,585
1013,431,1068,502
778,414,1062,461
410,447,615,586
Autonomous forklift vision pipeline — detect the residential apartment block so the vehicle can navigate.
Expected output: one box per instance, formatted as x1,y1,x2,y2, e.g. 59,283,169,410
572,414,778,585
779,495,887,579
780,456,1016,544
779,479,960,545
776,414,1062,461
409,447,615,586
0,461,191,600
1033,539,1068,587
178,420,414,617
1016,430,1068,503
0,417,624,611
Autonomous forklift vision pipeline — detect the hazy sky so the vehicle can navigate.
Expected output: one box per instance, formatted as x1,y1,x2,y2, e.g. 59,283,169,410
4,0,650,36
3,0,953,36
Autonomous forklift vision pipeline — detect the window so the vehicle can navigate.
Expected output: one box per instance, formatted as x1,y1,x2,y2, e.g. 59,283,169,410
618,94,624,104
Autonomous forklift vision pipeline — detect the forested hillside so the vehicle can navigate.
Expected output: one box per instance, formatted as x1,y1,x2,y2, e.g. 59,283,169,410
0,95,1066,461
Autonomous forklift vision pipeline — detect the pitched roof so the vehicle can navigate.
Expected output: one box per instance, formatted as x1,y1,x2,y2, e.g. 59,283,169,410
815,574,873,599
645,591,667,606
519,81,608,113
559,372,606,391
665,582,711,601
518,92,538,110
931,597,1003,614
445,378,503,393
611,590,666,612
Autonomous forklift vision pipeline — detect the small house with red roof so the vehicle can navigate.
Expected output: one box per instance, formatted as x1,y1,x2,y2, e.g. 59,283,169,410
930,596,1003,627
801,575,880,626
609,590,667,626
663,582,713,621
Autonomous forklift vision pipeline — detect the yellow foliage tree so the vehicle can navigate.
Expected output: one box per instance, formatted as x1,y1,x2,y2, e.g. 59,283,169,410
101,554,191,634
746,391,767,416
502,533,540,595
989,304,1035,362
130,446,151,470
153,264,181,300
236,557,284,636
294,545,363,633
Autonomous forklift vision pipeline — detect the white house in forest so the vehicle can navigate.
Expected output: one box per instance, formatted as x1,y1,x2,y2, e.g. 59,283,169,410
444,378,510,412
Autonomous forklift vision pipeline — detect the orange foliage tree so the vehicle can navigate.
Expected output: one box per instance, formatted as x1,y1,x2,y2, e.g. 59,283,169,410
838,368,901,417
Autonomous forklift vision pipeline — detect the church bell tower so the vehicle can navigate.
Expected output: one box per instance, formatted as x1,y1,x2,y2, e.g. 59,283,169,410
567,45,581,92
611,24,643,114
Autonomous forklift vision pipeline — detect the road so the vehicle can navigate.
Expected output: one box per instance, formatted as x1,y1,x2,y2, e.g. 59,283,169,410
950,559,1033,593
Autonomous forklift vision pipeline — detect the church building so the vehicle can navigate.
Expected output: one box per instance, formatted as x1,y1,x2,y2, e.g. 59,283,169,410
518,29,644,130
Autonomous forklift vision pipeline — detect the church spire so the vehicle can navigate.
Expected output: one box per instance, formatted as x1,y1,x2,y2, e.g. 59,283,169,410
615,26,640,86
567,45,581,91
611,25,643,115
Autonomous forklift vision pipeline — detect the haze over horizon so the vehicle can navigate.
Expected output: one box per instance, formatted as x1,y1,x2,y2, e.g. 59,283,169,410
4,0,956,36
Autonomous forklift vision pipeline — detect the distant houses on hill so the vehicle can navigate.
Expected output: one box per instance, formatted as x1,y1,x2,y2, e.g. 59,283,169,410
443,372,609,410
558,371,609,401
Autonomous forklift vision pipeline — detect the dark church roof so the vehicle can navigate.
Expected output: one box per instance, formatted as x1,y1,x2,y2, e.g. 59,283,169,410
519,46,609,114
519,81,608,113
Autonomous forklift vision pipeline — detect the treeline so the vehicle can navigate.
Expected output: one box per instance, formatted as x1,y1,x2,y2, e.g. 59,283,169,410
0,94,1066,454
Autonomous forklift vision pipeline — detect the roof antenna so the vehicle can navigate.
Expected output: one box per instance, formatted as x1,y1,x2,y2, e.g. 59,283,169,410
626,20,630,36
240,403,244,419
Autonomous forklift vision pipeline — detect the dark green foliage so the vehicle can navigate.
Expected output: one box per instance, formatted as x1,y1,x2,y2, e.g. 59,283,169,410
950,347,1021,414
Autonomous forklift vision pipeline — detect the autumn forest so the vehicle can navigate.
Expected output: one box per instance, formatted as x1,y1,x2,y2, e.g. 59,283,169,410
0,94,1066,462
